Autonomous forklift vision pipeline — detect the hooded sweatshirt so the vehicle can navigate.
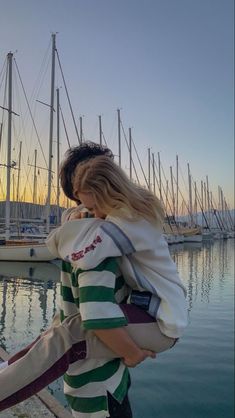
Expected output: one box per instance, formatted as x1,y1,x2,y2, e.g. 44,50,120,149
46,214,188,338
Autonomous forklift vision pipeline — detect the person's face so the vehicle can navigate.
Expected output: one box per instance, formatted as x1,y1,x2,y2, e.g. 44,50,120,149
78,192,106,219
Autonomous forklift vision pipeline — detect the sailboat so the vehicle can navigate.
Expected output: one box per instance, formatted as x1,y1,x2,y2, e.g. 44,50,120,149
0,37,59,261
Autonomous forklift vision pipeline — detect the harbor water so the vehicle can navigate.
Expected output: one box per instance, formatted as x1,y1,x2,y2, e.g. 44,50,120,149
0,239,234,418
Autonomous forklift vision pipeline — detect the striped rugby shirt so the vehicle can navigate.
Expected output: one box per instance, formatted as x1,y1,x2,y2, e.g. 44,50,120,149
60,258,131,418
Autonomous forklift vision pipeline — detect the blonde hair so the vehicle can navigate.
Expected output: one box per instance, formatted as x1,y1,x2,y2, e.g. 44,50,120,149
72,155,165,225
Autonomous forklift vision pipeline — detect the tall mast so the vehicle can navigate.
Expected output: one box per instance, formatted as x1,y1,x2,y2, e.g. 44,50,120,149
98,115,102,145
148,148,151,190
176,155,179,221
194,181,198,225
46,33,56,234
16,141,22,202
201,180,204,228
158,152,162,201
165,180,169,214
56,88,60,224
0,122,3,152
206,176,210,227
170,165,175,217
33,149,37,203
5,52,13,240
117,108,121,167
152,152,156,195
79,116,83,143
129,127,132,181
187,163,193,227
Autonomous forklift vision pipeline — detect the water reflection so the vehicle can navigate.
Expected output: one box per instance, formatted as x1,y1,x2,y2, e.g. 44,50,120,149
170,240,233,312
0,241,234,350
0,261,61,350
0,241,234,416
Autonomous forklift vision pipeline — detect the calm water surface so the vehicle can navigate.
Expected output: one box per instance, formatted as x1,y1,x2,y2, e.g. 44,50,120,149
0,240,234,418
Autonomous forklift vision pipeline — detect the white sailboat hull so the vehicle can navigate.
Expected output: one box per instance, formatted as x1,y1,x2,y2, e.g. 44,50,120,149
0,243,55,261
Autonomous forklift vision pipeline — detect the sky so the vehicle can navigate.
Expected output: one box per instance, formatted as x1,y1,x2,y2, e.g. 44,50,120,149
0,0,234,209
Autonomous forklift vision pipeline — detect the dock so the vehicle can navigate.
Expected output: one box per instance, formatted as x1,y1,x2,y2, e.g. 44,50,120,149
0,347,73,418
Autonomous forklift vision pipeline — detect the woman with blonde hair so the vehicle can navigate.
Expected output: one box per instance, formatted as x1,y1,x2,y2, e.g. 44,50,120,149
69,154,187,341
72,154,165,225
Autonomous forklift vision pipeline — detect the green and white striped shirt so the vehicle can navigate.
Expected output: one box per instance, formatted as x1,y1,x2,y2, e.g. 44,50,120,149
60,258,131,418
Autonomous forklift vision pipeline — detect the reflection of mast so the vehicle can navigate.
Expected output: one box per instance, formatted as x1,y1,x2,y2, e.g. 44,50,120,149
11,279,19,329
218,240,226,283
201,244,212,303
187,249,194,311
52,281,58,317
0,279,7,346
27,282,33,328
38,282,48,328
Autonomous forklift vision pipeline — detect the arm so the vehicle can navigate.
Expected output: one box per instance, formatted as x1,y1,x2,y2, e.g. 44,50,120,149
93,327,156,367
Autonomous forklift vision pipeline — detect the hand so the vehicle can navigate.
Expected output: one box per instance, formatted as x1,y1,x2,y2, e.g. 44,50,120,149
123,349,156,367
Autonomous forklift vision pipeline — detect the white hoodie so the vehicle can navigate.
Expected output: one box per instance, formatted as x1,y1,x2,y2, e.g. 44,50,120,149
46,215,188,338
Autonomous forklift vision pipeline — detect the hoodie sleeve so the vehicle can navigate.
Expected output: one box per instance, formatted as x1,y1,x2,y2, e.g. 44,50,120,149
45,216,158,270
45,219,125,270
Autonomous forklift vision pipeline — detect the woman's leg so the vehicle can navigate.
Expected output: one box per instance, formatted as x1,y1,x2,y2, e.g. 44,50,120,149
0,305,175,411
0,315,87,409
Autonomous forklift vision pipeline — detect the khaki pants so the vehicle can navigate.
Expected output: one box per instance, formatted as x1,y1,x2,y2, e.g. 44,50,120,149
0,304,175,411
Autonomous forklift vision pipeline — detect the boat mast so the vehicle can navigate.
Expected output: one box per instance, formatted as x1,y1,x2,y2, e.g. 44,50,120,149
117,108,121,167
148,148,151,190
79,116,83,143
5,52,13,240
157,152,162,202
187,163,193,227
152,153,156,195
56,88,60,224
170,165,175,218
0,123,3,152
206,176,211,227
99,115,102,145
46,33,56,234
33,149,37,203
129,127,132,181
16,141,22,202
176,155,179,221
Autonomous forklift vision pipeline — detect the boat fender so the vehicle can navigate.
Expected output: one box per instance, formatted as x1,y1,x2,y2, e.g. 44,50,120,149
30,248,35,257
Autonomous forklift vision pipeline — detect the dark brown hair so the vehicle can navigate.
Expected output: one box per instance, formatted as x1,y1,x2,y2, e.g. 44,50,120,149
59,141,114,203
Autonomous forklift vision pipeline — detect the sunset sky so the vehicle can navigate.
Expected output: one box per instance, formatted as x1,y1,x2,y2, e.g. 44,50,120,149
0,0,234,209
